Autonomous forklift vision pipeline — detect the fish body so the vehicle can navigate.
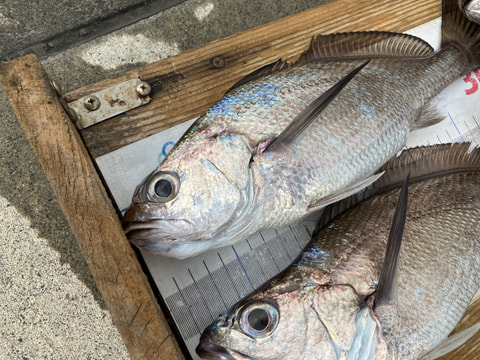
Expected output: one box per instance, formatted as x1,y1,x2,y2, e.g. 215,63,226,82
196,143,480,360
124,0,480,258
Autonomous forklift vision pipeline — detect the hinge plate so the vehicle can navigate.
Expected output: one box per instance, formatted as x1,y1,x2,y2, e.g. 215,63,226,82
67,78,151,129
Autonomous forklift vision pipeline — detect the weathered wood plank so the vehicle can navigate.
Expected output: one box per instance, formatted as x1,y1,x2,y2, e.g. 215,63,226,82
65,0,441,158
438,295,480,360
0,55,185,360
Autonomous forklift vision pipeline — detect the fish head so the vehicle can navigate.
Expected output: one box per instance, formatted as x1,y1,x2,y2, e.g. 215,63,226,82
197,284,389,359
123,133,257,258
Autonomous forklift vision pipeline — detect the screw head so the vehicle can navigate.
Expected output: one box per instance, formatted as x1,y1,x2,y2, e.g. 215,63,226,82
48,77,63,96
211,56,226,69
136,81,151,96
84,96,100,111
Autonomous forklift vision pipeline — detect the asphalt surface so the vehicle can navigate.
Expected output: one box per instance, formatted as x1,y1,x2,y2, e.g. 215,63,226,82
0,0,329,358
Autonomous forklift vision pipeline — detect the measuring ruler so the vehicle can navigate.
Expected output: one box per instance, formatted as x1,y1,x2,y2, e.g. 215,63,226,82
95,18,480,359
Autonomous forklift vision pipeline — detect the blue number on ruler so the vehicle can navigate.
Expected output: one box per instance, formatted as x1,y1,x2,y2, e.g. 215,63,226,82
157,141,176,163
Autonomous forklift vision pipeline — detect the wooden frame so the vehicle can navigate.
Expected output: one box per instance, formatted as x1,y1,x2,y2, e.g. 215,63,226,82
1,0,478,359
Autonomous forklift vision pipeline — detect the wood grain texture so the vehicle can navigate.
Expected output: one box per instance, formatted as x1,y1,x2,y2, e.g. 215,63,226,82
0,55,185,360
65,0,441,158
437,295,480,360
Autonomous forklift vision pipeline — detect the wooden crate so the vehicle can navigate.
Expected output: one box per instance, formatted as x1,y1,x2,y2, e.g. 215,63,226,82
1,0,479,358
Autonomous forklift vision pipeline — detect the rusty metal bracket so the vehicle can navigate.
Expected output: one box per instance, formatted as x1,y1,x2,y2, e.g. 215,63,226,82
67,78,152,129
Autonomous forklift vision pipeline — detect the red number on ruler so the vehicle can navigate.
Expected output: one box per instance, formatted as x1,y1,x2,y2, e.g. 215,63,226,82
464,69,480,95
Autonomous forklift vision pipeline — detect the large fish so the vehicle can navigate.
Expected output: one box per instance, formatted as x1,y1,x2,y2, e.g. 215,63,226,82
196,143,480,360
124,0,480,259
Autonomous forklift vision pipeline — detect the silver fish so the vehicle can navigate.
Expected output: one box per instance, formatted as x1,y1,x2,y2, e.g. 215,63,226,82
460,0,480,23
124,0,480,259
196,143,480,360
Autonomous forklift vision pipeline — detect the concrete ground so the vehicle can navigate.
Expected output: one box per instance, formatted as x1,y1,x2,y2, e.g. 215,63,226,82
0,0,329,358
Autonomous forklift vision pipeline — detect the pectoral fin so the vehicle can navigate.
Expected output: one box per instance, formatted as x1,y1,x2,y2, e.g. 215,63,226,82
265,61,369,154
375,173,410,306
307,172,384,212
419,323,480,360
347,307,387,360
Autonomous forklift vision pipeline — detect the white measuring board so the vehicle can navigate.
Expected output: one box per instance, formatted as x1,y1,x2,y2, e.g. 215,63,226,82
95,18,480,360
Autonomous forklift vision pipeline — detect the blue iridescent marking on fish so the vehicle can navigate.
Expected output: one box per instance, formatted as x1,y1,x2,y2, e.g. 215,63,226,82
415,287,425,301
327,136,346,152
209,82,281,117
295,247,327,266
210,95,238,117
353,85,376,120
359,102,376,119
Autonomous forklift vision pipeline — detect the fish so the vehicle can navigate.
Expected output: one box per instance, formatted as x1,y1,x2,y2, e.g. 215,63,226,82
123,0,480,259
196,143,480,360
460,0,480,23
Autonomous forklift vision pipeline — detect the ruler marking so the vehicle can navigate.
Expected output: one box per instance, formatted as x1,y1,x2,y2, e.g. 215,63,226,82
232,245,255,290
188,268,216,322
448,112,465,141
171,276,202,335
203,261,228,309
472,115,480,132
271,230,294,269
217,252,243,299
288,225,304,249
266,247,281,273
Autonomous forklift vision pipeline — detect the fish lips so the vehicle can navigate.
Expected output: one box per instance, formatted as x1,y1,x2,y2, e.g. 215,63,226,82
123,212,221,258
124,218,195,247
196,338,258,360
124,219,192,242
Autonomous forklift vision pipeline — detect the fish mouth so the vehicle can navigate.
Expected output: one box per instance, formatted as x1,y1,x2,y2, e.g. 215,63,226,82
196,339,257,360
123,219,221,258
123,219,192,243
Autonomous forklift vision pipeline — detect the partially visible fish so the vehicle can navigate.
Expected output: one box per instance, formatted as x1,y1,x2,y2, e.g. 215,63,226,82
460,0,480,23
196,143,480,360
124,0,480,259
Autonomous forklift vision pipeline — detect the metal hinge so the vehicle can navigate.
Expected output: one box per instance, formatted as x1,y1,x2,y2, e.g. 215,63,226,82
51,78,152,129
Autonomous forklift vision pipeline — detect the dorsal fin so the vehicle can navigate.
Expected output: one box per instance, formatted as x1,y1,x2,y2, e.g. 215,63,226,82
228,60,291,91
229,31,434,93
313,143,480,237
374,143,480,191
298,32,434,63
264,61,369,154
375,173,410,306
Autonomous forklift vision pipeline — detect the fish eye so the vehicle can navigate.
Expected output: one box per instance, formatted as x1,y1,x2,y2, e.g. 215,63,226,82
146,171,180,203
238,300,279,338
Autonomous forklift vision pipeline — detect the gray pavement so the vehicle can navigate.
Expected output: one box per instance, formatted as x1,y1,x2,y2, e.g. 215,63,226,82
0,0,329,358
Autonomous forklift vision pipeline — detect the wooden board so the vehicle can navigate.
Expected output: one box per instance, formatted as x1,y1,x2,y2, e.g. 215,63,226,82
65,0,441,158
0,55,185,360
438,295,480,360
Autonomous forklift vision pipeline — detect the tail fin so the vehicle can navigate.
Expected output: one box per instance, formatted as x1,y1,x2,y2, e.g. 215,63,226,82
442,0,480,71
